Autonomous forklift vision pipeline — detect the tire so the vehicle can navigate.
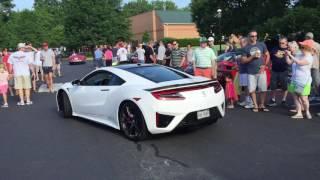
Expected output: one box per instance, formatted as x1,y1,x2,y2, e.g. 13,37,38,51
60,92,73,118
119,101,148,141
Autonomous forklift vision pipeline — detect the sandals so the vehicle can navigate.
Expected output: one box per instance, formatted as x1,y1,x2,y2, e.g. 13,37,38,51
252,108,259,112
291,114,303,119
260,107,270,112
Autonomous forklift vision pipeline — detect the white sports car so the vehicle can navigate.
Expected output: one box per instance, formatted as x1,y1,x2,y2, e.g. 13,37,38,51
56,64,225,140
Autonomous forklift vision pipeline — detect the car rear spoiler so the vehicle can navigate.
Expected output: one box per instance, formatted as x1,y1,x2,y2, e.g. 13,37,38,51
145,80,220,92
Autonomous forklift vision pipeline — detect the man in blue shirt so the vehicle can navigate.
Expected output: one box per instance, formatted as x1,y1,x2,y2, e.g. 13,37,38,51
241,30,270,112
94,46,104,68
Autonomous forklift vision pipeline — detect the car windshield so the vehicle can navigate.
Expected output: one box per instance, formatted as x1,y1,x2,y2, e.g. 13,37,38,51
125,66,190,83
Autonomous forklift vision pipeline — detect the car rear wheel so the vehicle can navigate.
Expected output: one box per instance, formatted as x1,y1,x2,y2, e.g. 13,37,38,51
119,101,148,141
59,91,73,118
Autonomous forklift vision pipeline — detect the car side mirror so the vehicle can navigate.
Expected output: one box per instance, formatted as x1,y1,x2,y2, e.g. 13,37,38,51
72,79,81,86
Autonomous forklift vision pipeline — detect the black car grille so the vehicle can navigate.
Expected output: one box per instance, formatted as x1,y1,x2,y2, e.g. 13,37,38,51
177,107,222,128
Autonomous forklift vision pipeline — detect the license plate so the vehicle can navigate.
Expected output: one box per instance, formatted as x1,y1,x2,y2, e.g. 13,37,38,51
197,109,210,120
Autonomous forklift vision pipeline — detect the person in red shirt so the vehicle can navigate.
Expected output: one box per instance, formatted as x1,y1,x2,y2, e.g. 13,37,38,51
1,48,14,96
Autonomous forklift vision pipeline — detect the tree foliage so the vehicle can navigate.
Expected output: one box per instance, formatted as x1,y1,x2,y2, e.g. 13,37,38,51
123,0,178,17
0,0,14,21
191,0,291,37
258,7,320,41
63,0,130,48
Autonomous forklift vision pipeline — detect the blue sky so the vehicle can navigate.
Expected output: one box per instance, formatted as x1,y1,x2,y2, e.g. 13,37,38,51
13,0,191,11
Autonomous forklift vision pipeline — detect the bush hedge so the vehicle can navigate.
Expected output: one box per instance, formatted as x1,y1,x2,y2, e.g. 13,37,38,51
161,37,200,47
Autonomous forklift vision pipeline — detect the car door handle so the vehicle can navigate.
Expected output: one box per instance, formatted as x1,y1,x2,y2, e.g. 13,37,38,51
100,89,110,92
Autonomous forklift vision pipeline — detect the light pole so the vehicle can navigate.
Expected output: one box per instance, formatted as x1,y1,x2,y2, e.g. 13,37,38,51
217,9,222,55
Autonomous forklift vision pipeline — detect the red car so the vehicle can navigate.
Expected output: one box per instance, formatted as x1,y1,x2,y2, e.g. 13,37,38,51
217,52,271,88
68,52,86,65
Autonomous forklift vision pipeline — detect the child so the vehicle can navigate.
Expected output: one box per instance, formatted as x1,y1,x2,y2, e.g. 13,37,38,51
0,63,9,107
225,73,238,109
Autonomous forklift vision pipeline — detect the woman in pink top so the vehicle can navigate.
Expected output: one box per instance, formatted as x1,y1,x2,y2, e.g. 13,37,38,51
0,63,9,107
104,46,113,67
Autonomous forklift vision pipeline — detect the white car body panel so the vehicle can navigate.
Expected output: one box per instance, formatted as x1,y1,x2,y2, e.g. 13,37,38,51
57,65,225,134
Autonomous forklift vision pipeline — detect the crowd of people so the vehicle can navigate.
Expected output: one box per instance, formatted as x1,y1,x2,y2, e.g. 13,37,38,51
0,42,63,107
224,30,320,119
90,30,320,119
0,30,319,119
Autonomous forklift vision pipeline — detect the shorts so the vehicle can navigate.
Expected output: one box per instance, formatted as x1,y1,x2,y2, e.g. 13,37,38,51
248,73,267,93
105,60,112,67
43,67,53,74
8,78,14,86
239,73,248,87
288,82,311,96
94,58,104,68
195,68,212,79
270,71,288,91
0,84,8,94
14,76,31,90
157,60,165,65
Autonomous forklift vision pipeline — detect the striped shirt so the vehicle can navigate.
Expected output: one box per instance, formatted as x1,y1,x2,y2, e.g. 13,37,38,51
171,48,185,67
193,47,217,68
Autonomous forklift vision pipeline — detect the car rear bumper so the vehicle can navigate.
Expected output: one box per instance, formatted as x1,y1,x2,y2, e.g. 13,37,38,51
140,89,225,134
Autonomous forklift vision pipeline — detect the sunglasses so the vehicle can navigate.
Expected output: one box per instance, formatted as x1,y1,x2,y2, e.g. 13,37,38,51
173,44,177,45
250,35,257,38
279,42,287,45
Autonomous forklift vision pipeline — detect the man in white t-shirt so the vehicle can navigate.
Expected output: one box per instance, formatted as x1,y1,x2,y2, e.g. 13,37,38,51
117,43,128,64
136,44,145,63
157,41,166,65
8,43,35,106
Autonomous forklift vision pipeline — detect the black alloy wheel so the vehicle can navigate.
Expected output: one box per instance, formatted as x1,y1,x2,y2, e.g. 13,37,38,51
119,102,148,141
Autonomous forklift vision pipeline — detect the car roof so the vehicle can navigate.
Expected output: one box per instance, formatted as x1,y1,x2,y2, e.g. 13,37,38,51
114,63,157,70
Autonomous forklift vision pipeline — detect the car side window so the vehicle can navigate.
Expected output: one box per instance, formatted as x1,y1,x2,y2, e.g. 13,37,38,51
81,71,125,86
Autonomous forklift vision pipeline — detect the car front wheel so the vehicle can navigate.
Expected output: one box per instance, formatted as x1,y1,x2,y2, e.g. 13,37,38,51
59,91,73,118
119,101,148,141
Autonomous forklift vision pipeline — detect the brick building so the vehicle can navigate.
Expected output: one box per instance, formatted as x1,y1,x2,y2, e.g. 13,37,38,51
130,10,200,42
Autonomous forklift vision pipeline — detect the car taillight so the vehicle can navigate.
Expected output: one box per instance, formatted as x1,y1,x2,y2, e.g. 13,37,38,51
151,89,185,100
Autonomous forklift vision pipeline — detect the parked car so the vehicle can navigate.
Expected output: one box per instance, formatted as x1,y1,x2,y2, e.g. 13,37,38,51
68,52,86,65
56,64,225,140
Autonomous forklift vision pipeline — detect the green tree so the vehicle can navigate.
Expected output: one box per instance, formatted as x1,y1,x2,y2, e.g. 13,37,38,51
258,7,320,41
122,0,153,17
142,31,150,43
191,0,291,36
123,0,178,17
64,0,130,48
152,0,178,10
294,0,320,8
0,0,14,21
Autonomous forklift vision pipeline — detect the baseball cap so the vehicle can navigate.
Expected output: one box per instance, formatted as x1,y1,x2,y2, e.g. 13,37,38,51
17,43,26,49
299,39,314,49
42,42,49,47
200,37,208,43
305,32,314,39
208,37,214,41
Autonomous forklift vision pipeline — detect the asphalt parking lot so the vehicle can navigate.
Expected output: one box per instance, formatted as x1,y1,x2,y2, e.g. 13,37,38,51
0,62,320,180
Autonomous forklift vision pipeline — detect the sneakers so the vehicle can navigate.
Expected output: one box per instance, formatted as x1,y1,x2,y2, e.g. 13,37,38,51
17,101,33,106
1,103,8,108
26,101,33,105
244,104,254,109
17,102,25,106
238,101,246,107
267,99,277,107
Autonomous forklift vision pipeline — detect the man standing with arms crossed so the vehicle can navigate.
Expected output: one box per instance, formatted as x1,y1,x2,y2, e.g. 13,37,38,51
192,37,217,79
241,30,270,112
9,43,35,105
41,42,55,93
